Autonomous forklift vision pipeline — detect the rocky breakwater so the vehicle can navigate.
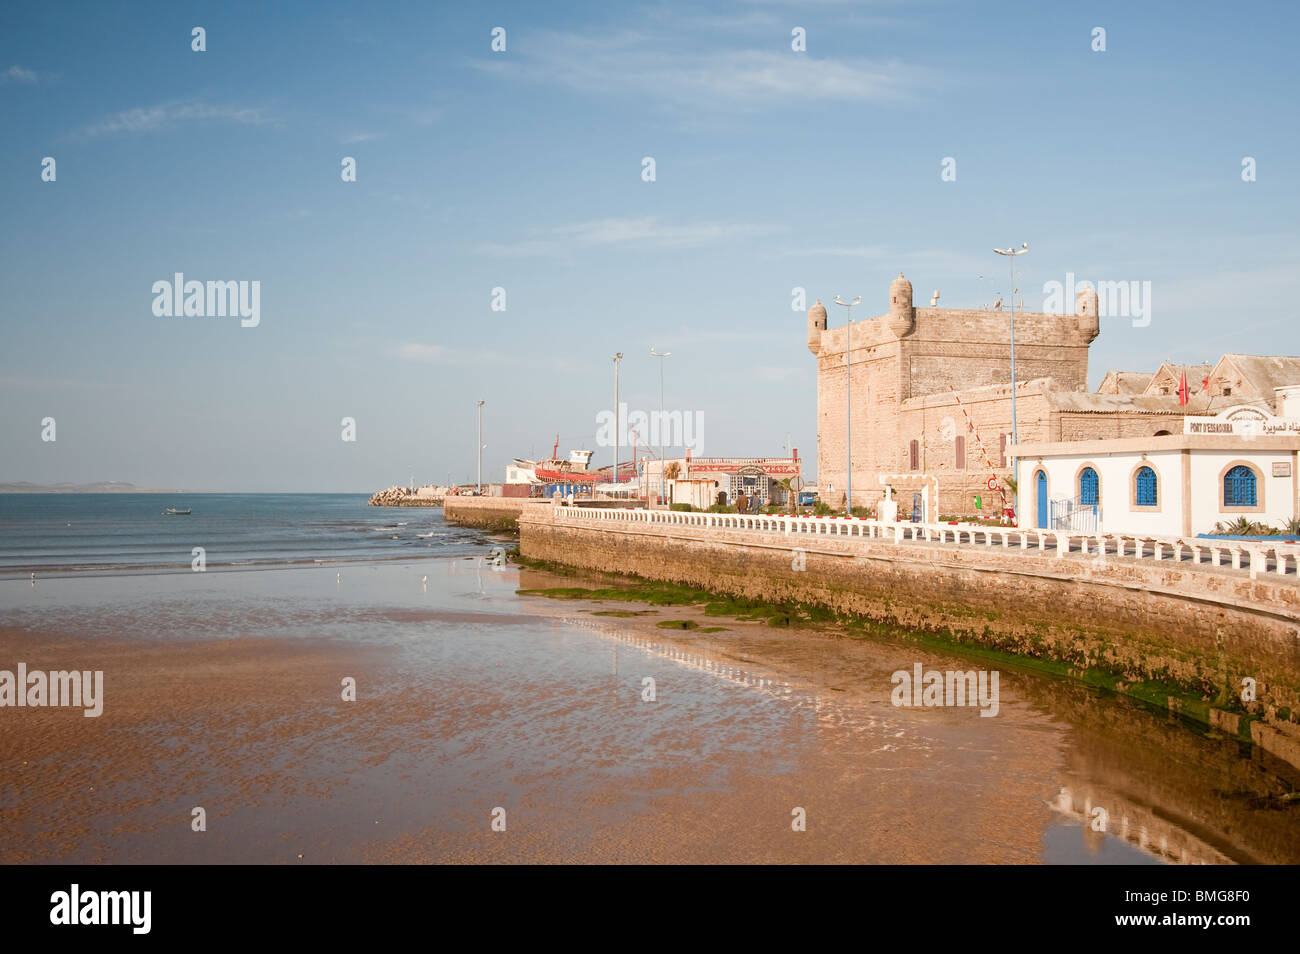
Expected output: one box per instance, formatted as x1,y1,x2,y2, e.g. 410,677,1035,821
367,486,444,507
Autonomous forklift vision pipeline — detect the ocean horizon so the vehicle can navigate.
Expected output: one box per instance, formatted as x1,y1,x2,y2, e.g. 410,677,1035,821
0,493,476,577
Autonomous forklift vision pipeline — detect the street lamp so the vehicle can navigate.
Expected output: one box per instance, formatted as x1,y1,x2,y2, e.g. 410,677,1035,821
476,400,485,494
834,296,860,514
612,352,623,494
650,348,671,506
993,243,1028,516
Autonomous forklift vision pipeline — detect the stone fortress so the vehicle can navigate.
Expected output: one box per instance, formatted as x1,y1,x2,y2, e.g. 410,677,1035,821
806,272,1300,516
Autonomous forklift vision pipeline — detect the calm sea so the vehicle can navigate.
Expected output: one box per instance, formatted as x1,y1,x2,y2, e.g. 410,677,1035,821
0,494,481,576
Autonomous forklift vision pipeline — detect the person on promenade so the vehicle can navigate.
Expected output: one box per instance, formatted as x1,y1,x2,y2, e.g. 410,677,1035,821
736,491,748,514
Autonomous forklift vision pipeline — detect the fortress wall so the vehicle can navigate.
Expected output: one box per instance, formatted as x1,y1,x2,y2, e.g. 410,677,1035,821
1056,412,1182,442
816,349,901,507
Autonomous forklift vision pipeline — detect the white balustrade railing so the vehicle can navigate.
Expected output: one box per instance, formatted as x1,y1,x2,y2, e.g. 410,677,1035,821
546,505,1300,579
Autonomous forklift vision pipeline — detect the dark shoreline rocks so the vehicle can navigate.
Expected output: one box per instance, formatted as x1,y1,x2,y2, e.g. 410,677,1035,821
367,486,443,507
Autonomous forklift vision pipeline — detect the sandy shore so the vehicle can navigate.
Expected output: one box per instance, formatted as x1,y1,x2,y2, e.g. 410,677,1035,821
0,626,390,863
1,556,1295,864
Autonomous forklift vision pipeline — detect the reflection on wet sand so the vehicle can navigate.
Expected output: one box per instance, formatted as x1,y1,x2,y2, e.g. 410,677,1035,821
1028,676,1299,865
518,567,1300,865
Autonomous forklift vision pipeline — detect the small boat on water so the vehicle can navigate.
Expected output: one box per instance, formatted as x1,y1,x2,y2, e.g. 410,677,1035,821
163,508,191,515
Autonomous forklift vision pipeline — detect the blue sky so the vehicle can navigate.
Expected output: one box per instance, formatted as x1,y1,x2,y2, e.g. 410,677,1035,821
3,0,1297,491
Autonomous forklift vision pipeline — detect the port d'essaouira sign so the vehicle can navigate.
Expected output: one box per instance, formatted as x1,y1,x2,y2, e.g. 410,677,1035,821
1183,405,1300,436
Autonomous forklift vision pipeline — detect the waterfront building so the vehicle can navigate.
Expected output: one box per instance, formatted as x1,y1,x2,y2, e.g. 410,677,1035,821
1013,397,1300,536
806,273,1300,516
642,452,803,507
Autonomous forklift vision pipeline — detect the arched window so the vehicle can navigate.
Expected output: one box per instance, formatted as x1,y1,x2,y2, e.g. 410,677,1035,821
1035,470,1048,528
1079,467,1099,506
1134,466,1158,507
1224,465,1257,507
909,440,919,470
1154,430,1171,437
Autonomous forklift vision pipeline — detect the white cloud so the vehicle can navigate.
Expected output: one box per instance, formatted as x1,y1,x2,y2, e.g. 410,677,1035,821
380,105,442,126
342,131,381,144
480,217,783,258
4,64,38,84
78,102,274,137
472,29,929,108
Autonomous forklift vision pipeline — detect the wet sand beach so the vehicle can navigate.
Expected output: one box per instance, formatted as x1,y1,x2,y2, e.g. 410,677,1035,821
1,555,1297,864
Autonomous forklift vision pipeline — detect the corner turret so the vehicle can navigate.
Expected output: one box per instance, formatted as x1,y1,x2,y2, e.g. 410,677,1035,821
1075,282,1099,343
887,273,915,337
807,299,827,354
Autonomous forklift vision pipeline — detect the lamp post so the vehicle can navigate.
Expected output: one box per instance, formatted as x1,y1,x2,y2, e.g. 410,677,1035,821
476,400,484,494
993,243,1028,517
650,348,671,506
612,352,623,495
834,296,860,514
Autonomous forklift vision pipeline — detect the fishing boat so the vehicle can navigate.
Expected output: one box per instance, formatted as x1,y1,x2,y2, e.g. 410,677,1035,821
516,436,637,485
163,508,191,515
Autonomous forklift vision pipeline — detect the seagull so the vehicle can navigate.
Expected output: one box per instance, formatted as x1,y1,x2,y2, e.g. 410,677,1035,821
336,572,341,583
30,572,36,584
992,296,1003,310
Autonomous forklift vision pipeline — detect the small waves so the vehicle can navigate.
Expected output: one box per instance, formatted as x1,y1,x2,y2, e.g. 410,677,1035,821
0,493,491,577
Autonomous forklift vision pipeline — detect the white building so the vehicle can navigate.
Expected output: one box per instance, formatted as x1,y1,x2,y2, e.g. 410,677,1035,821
642,453,803,507
1013,405,1300,536
671,477,718,511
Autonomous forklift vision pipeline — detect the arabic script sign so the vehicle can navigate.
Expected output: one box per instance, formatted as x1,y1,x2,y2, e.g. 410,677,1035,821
1183,406,1300,437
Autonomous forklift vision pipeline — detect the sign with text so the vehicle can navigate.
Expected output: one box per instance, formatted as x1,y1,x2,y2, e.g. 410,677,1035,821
1183,406,1300,437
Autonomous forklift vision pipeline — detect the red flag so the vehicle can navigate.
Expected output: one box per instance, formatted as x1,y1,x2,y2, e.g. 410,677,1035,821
1178,368,1190,406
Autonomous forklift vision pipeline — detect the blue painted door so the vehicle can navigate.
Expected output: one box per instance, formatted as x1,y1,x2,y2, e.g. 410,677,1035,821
1036,471,1048,528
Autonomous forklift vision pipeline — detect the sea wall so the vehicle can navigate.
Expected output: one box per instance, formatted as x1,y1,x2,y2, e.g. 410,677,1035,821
519,510,1300,767
445,498,649,530
443,496,542,531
